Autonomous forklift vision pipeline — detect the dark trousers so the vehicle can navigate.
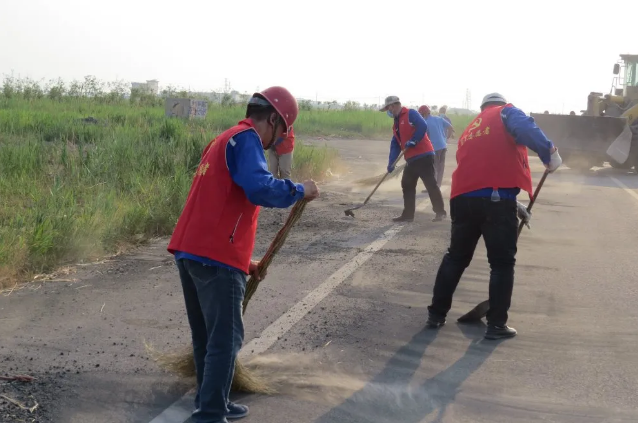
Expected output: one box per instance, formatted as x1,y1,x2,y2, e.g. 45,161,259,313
177,259,246,423
402,155,446,217
427,196,518,326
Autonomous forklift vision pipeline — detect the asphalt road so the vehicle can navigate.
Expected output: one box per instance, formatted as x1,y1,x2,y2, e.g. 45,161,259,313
2,139,638,423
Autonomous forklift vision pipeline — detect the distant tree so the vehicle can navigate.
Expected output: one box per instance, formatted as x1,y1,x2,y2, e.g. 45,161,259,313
344,100,360,110
299,99,313,111
221,93,234,107
46,78,66,101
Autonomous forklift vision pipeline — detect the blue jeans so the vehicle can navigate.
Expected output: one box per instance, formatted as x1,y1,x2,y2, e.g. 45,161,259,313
176,259,246,423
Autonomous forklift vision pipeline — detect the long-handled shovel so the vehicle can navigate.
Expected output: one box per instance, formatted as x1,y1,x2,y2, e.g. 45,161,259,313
344,151,405,218
457,169,550,323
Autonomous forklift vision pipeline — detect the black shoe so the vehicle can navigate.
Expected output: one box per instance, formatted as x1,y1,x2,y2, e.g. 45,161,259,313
484,325,517,340
393,215,414,222
432,212,447,222
426,314,446,329
227,402,249,419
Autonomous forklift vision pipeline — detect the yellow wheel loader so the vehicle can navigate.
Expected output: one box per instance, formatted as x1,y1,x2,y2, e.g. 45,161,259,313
530,54,638,171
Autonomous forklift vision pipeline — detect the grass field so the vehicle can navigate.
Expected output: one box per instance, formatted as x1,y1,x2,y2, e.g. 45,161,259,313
0,78,475,286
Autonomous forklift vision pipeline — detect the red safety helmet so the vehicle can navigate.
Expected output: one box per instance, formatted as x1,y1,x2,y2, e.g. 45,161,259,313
253,86,299,131
418,105,430,115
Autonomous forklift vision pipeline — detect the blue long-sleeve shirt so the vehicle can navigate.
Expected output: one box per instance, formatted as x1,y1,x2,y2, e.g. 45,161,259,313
175,129,305,273
388,109,433,167
226,130,305,207
462,105,555,200
425,115,453,151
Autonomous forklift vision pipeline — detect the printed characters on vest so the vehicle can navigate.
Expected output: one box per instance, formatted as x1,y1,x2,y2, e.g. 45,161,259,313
426,92,562,341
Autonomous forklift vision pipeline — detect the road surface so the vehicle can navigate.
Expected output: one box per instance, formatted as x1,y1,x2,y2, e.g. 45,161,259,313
1,138,638,423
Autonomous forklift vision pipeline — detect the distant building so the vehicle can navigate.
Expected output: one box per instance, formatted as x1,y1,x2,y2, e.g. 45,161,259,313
131,80,159,95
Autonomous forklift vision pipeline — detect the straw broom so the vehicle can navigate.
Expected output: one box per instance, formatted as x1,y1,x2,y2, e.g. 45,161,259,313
353,163,406,186
146,199,310,394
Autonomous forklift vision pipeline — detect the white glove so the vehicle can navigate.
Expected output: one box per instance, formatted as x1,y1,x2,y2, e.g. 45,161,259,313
546,148,562,173
516,201,532,229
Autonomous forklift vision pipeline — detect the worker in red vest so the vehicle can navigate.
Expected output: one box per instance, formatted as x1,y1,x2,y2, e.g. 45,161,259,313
426,93,562,340
380,96,447,222
268,126,295,179
167,86,319,423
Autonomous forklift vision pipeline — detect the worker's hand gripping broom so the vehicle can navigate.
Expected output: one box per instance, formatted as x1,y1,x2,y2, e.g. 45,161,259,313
456,169,550,323
146,199,310,394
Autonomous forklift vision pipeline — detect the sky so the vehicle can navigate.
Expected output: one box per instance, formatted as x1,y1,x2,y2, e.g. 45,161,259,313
1,0,636,113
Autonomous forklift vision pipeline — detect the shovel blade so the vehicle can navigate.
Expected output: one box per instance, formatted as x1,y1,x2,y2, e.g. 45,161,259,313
344,203,365,217
457,300,490,323
606,124,633,164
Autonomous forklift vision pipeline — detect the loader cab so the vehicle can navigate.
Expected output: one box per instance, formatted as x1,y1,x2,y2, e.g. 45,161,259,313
617,54,638,102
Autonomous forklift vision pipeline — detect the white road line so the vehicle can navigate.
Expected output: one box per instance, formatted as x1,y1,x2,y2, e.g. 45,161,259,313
609,175,638,202
240,224,404,358
149,187,448,423
149,392,195,423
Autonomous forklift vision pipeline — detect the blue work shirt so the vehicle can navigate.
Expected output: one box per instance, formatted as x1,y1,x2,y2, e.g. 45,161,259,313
388,109,434,168
424,115,452,152
439,113,452,125
175,129,305,273
462,105,555,200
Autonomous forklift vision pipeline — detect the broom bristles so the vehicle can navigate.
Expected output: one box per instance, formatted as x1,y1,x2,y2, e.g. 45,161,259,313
232,360,277,394
145,342,276,394
147,200,309,394
353,164,406,186
145,341,195,377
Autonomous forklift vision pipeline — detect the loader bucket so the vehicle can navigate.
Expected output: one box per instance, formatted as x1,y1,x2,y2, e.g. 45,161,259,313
530,113,630,170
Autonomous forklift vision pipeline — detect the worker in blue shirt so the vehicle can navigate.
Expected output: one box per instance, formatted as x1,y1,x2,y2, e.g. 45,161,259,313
383,96,446,222
418,105,454,188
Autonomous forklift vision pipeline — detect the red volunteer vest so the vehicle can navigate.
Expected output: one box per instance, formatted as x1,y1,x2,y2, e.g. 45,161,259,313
274,126,295,155
450,104,533,199
167,119,261,274
393,107,434,160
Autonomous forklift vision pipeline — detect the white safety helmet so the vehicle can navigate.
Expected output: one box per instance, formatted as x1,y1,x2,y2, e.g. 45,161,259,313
480,93,507,108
